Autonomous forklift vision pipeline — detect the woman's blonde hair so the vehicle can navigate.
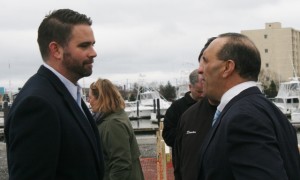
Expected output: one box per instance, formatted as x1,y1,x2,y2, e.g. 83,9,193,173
90,78,125,113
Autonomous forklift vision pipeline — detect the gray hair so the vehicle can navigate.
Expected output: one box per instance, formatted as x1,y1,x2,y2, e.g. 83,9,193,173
189,69,199,85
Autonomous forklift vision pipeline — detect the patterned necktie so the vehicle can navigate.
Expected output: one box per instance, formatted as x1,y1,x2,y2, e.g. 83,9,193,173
212,110,221,127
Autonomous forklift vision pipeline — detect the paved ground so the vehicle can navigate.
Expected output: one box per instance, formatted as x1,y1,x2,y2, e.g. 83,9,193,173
0,142,8,180
0,135,158,180
2,130,298,179
0,118,160,179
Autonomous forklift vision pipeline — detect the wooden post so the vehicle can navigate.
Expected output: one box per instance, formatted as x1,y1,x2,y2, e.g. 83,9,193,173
3,104,10,142
157,121,167,180
3,102,9,126
137,101,140,127
153,99,157,113
157,99,161,124
156,128,162,180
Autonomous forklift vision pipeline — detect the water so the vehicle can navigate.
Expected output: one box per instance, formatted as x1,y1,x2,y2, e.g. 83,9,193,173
130,119,159,129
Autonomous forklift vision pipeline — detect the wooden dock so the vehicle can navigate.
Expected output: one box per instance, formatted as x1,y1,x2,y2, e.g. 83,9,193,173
131,118,161,135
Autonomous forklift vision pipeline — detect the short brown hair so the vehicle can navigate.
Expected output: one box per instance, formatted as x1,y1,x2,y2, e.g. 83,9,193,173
38,9,92,61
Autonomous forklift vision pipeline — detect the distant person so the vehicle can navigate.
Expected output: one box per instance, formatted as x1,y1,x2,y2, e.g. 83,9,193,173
174,37,218,180
4,9,104,180
198,33,300,179
162,69,204,166
2,94,10,102
88,78,144,180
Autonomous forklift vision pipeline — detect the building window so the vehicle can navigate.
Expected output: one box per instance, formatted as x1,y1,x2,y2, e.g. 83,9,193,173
264,34,268,39
265,49,268,53
266,63,269,68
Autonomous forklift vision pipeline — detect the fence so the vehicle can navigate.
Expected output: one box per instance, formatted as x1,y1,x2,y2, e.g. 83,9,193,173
138,121,174,180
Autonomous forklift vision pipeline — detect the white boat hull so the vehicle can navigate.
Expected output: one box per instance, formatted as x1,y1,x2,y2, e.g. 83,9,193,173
125,89,171,119
291,112,300,129
125,106,167,119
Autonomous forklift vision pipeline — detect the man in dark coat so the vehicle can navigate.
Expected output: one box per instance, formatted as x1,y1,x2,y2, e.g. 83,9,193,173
5,9,104,180
162,69,204,166
174,97,217,180
198,32,300,180
174,37,218,180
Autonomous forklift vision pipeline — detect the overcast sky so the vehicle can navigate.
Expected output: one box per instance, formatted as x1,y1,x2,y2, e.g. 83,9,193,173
1,0,300,91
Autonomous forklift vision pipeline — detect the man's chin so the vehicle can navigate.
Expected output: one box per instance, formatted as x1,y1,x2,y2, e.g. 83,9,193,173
82,69,93,77
84,65,93,75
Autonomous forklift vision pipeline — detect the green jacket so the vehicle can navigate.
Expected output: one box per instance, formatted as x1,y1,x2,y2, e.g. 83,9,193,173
95,109,144,180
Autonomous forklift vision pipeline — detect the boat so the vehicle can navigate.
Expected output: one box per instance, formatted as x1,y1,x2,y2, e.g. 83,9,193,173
272,77,300,116
125,101,154,119
125,88,171,120
291,109,300,125
176,84,189,100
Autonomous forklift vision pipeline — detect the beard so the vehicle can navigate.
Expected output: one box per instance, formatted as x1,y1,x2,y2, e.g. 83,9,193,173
62,51,93,79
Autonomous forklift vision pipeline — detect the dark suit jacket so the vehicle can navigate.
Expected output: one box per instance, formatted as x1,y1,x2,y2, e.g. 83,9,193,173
198,87,300,180
5,65,104,180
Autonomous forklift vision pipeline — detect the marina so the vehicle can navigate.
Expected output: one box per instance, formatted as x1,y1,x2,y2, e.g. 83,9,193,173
272,77,300,118
125,87,171,119
0,113,300,179
268,76,300,124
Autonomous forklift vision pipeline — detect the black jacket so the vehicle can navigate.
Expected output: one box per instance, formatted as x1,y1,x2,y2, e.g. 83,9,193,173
162,91,197,147
174,97,217,180
162,91,197,167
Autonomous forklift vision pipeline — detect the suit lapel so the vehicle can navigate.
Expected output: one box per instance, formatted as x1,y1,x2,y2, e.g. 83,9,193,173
37,66,99,156
198,87,262,170
198,110,223,168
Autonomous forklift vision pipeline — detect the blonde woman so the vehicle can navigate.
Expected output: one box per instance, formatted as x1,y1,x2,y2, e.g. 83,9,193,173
89,78,144,180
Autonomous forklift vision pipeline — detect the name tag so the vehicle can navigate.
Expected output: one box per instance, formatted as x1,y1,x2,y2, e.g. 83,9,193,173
186,130,196,134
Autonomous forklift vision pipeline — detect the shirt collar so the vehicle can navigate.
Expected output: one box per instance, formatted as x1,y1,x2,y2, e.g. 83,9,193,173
43,63,80,101
217,81,257,112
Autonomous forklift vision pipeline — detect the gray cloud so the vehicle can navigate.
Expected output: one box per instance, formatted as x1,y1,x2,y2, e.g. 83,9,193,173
1,0,300,91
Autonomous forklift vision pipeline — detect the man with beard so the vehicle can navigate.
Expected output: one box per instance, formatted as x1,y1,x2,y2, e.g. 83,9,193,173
5,9,104,180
